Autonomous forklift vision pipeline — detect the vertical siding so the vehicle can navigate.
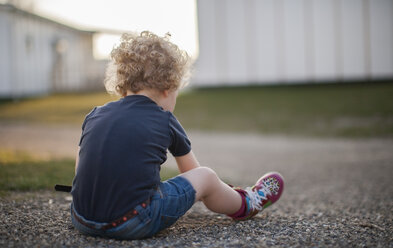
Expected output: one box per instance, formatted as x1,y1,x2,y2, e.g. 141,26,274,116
303,0,315,81
0,5,103,98
39,20,52,94
313,0,337,81
369,0,393,78
194,0,217,84
194,0,393,86
340,0,366,79
243,0,258,83
0,11,11,96
254,0,278,83
225,0,248,84
283,0,307,82
214,0,228,83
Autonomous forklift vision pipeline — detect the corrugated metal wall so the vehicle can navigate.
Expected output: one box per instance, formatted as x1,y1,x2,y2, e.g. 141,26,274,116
194,0,393,86
0,4,105,98
0,9,12,95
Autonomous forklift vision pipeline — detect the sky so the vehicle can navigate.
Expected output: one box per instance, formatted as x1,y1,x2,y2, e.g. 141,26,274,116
28,0,199,59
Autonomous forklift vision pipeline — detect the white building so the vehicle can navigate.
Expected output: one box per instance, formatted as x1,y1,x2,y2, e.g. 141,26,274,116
0,4,106,98
194,0,393,86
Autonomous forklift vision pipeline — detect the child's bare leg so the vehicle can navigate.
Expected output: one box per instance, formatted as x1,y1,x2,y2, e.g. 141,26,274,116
180,167,242,215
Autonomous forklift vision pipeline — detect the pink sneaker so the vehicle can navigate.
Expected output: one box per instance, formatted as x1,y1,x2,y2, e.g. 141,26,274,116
248,172,284,209
231,172,284,220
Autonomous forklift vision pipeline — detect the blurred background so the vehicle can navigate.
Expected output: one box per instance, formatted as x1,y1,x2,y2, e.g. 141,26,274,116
0,0,392,191
1,0,393,95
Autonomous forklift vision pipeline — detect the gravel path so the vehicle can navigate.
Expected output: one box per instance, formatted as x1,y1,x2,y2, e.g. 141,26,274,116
1,187,392,247
1,124,393,247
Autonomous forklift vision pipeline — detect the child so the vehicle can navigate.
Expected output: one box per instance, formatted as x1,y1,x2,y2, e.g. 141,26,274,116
71,31,284,240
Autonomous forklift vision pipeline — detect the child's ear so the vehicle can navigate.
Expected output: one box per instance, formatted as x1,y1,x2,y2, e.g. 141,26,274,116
162,90,170,98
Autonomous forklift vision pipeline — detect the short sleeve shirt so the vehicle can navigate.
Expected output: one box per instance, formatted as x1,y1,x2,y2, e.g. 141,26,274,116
71,95,191,222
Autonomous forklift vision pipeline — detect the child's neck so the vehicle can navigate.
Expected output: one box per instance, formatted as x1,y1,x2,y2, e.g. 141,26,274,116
126,88,177,113
126,89,158,101
126,89,163,108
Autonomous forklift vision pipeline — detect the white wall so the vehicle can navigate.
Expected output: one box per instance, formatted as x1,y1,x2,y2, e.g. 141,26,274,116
254,0,278,83
370,0,393,78
0,11,11,96
0,4,103,98
313,0,336,81
194,0,393,86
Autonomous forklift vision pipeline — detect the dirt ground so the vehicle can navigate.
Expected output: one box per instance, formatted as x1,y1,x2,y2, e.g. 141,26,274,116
1,122,392,186
1,123,393,247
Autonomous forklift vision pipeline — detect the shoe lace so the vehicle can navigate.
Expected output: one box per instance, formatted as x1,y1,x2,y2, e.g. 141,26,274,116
244,182,272,211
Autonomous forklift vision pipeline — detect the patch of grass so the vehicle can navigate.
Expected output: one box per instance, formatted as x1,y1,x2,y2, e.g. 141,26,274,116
0,159,75,191
0,150,178,193
0,92,119,125
0,150,75,192
175,82,393,137
0,82,392,137
160,167,180,181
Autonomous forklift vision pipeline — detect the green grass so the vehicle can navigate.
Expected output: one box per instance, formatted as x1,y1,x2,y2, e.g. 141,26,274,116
0,92,119,124
0,150,178,193
175,82,393,137
0,82,392,137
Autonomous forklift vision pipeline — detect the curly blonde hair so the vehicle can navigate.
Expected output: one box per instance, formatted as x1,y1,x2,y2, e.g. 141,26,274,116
104,31,191,96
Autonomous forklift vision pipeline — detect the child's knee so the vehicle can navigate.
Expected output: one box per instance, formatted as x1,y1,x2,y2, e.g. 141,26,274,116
184,167,220,199
195,167,219,182
183,166,218,182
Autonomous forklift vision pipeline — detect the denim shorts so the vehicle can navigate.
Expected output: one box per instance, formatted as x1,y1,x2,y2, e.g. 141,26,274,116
71,176,196,240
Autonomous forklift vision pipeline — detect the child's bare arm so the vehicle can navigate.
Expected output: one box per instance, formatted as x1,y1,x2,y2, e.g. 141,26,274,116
175,151,200,173
75,146,80,174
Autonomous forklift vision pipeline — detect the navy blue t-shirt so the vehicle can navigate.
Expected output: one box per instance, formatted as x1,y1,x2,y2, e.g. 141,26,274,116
71,95,191,222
